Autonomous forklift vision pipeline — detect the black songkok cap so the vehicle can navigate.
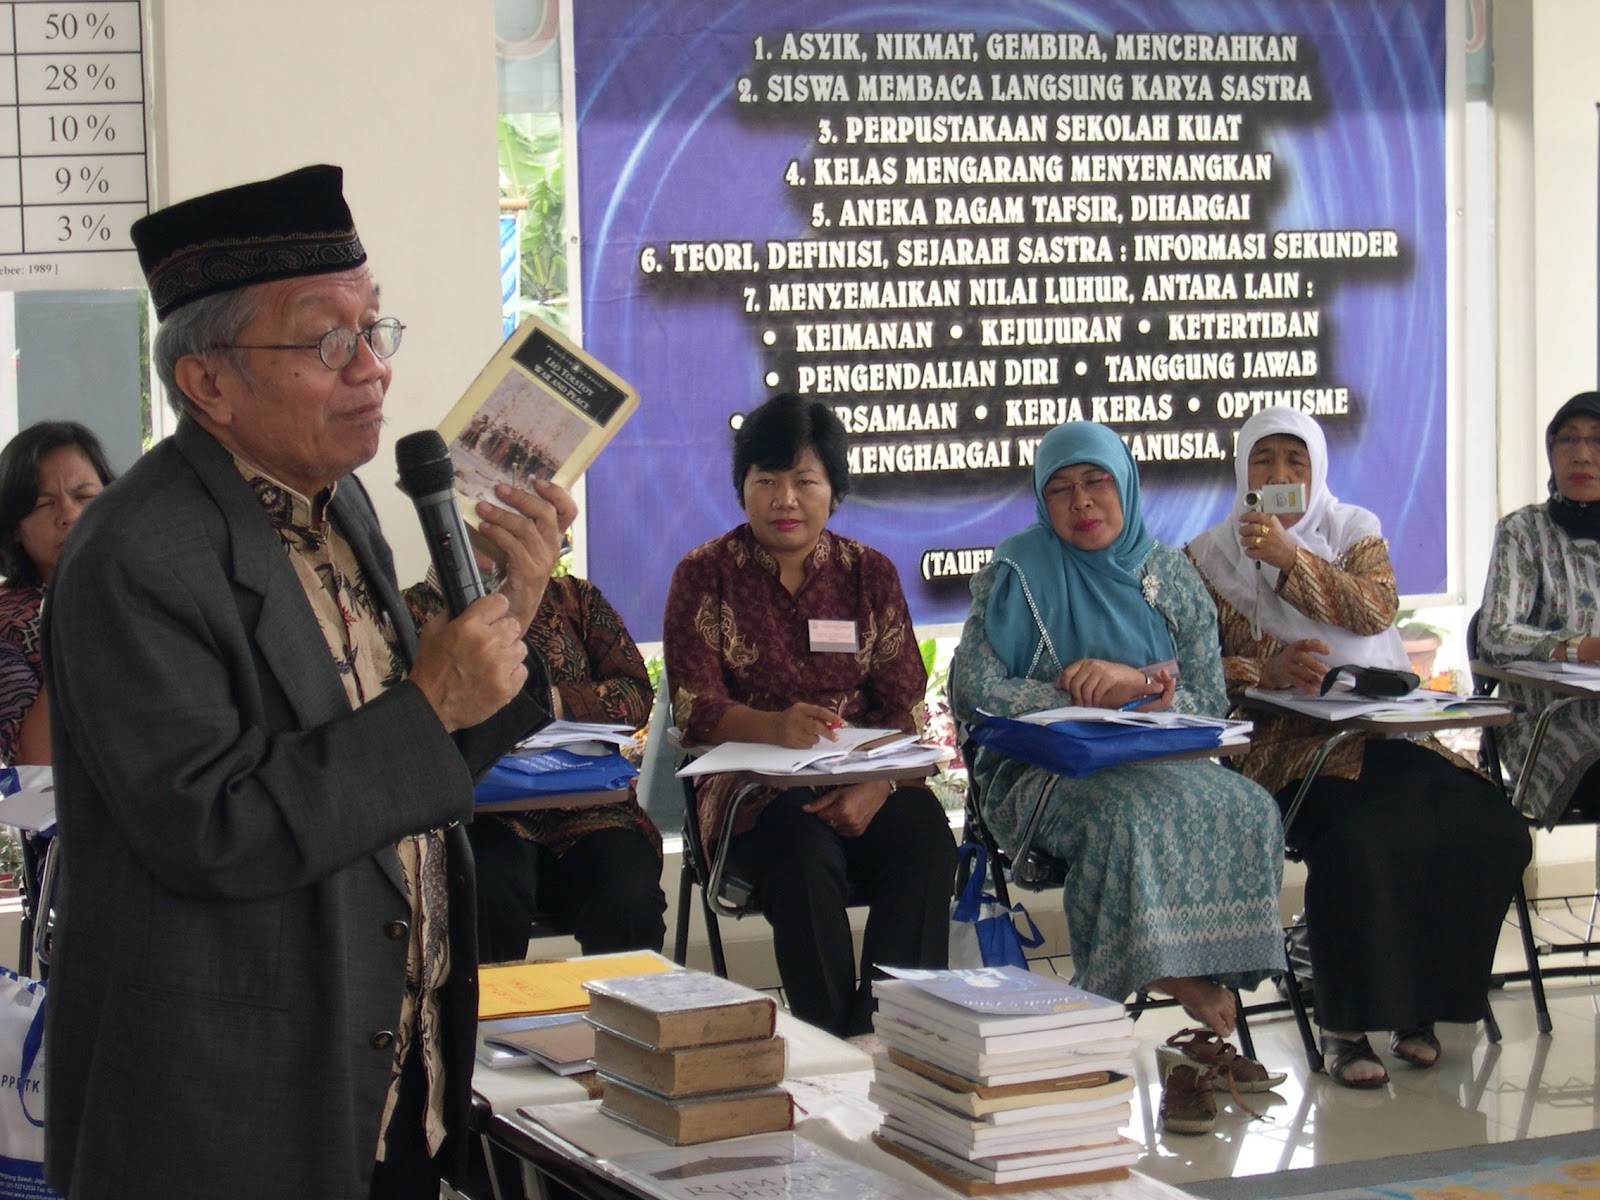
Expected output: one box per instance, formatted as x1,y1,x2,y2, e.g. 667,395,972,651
131,164,367,320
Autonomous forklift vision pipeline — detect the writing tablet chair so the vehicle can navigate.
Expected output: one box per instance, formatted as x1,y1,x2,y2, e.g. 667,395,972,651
666,711,872,978
1468,609,1599,1033
957,725,1318,1070
11,828,54,978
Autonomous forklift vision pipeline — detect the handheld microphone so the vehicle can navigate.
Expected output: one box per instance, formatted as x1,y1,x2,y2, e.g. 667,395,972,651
395,430,486,618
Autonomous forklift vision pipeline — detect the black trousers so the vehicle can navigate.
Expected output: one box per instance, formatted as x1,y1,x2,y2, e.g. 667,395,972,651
1279,739,1532,1031
368,1050,442,1200
467,817,667,962
734,785,958,1038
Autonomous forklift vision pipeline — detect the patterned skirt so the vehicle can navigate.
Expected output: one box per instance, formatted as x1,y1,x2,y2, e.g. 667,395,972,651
980,755,1286,1001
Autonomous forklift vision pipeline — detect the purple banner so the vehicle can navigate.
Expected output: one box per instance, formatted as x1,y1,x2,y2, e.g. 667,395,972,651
574,0,1447,640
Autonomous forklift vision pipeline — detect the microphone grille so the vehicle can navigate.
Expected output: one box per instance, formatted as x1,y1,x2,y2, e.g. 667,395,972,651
395,430,456,496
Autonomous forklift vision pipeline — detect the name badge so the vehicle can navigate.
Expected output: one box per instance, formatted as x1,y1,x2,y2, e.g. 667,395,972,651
809,619,859,653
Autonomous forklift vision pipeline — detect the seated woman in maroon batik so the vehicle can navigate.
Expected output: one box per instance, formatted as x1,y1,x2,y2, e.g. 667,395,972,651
662,393,957,1038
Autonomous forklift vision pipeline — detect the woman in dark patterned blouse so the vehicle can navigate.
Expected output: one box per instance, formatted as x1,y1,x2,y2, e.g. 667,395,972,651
412,573,667,961
663,393,957,1038
0,421,115,765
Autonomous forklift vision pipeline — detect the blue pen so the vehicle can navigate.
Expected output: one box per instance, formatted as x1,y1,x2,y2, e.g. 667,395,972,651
1118,696,1149,711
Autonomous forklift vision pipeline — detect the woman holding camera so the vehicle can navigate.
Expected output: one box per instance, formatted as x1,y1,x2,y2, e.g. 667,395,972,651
1187,408,1529,1088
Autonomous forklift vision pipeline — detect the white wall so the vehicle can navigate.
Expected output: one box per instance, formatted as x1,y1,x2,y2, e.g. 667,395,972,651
1495,0,1600,515
146,0,503,582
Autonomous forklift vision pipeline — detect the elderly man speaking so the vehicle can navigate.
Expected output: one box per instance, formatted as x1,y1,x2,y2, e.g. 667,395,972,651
41,165,573,1200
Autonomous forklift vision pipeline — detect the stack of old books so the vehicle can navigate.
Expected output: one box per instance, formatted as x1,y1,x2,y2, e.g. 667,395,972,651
869,966,1140,1193
584,969,792,1145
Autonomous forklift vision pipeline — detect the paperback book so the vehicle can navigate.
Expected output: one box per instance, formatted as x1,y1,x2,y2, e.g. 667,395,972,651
436,314,637,555
592,1026,786,1098
874,1125,1139,1193
584,969,778,1049
597,1074,793,1146
876,966,1127,1034
872,1012,1137,1084
873,1053,1132,1120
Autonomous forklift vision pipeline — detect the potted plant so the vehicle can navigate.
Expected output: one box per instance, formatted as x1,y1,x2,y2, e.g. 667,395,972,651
1398,620,1447,681
0,828,20,897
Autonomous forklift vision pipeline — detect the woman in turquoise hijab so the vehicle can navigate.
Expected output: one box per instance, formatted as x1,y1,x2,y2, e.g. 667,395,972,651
951,422,1287,1060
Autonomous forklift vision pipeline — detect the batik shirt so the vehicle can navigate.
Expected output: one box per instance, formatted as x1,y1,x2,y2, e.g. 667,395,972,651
662,525,926,853
0,583,43,764
234,457,451,1157
407,573,662,859
1187,535,1472,798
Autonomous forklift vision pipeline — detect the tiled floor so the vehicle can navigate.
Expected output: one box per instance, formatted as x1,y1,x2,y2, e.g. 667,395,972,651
1025,948,1600,1190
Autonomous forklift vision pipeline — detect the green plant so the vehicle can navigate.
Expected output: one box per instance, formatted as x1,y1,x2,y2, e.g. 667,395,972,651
918,637,967,811
1395,610,1450,646
498,112,568,331
0,828,21,878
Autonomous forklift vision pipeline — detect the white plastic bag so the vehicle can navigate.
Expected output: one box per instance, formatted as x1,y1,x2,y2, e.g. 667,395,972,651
0,967,55,1198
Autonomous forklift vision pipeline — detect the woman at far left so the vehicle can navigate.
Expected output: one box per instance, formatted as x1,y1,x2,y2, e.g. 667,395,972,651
0,421,116,766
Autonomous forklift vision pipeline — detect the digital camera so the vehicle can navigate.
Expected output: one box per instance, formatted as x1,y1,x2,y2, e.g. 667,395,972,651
1244,482,1307,515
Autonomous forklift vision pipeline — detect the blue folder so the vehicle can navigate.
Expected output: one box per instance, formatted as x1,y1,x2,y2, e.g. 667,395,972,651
473,748,638,805
969,714,1223,778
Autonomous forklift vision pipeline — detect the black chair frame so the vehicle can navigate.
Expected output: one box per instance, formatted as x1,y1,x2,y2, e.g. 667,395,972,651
1467,609,1600,1034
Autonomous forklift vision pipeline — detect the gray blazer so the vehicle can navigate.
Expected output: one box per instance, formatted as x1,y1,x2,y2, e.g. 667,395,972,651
42,420,547,1199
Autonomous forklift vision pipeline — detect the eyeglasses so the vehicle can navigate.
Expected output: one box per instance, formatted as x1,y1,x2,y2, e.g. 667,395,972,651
1043,473,1115,502
1552,434,1600,453
216,317,404,370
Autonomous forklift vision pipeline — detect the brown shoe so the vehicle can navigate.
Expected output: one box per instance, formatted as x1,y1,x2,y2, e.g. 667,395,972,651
1159,1027,1288,1094
1159,1063,1218,1135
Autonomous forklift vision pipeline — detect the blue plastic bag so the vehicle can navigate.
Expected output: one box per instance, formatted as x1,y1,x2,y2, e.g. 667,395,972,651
473,748,638,805
949,843,1044,970
969,714,1222,777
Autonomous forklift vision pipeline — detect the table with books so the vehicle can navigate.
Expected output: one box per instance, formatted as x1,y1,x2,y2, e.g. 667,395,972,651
471,954,1191,1200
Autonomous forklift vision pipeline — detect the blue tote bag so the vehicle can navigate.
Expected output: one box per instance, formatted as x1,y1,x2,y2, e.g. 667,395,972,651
949,843,1044,970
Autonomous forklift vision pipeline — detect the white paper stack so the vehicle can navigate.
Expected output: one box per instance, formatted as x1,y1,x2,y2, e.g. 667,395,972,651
868,967,1140,1191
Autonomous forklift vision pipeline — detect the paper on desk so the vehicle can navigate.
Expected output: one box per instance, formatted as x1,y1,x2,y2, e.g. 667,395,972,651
1002,707,1253,743
1499,660,1600,690
1246,683,1511,720
675,728,925,777
0,765,55,834
599,1132,943,1200
518,719,641,753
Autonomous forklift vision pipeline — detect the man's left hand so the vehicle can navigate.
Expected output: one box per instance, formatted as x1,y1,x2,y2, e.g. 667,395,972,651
475,479,578,636
802,780,892,838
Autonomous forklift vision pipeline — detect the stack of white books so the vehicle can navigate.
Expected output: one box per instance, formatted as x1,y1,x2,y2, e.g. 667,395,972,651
868,967,1139,1193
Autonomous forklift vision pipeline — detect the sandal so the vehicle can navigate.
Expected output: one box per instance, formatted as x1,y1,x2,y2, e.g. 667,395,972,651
1390,1025,1441,1069
1159,1063,1218,1135
1158,1027,1288,1094
1320,1033,1388,1089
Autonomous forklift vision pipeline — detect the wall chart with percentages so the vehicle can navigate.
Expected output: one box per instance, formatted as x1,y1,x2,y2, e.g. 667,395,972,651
0,2,145,289
571,0,1451,638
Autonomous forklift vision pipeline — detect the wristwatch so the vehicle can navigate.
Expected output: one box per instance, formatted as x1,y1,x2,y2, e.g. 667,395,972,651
1563,634,1586,663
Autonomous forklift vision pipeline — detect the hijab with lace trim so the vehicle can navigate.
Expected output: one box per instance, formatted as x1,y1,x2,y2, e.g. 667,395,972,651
1187,408,1409,670
983,421,1175,679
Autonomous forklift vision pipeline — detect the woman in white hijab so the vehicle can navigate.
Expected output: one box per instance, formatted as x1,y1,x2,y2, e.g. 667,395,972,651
1187,408,1529,1089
